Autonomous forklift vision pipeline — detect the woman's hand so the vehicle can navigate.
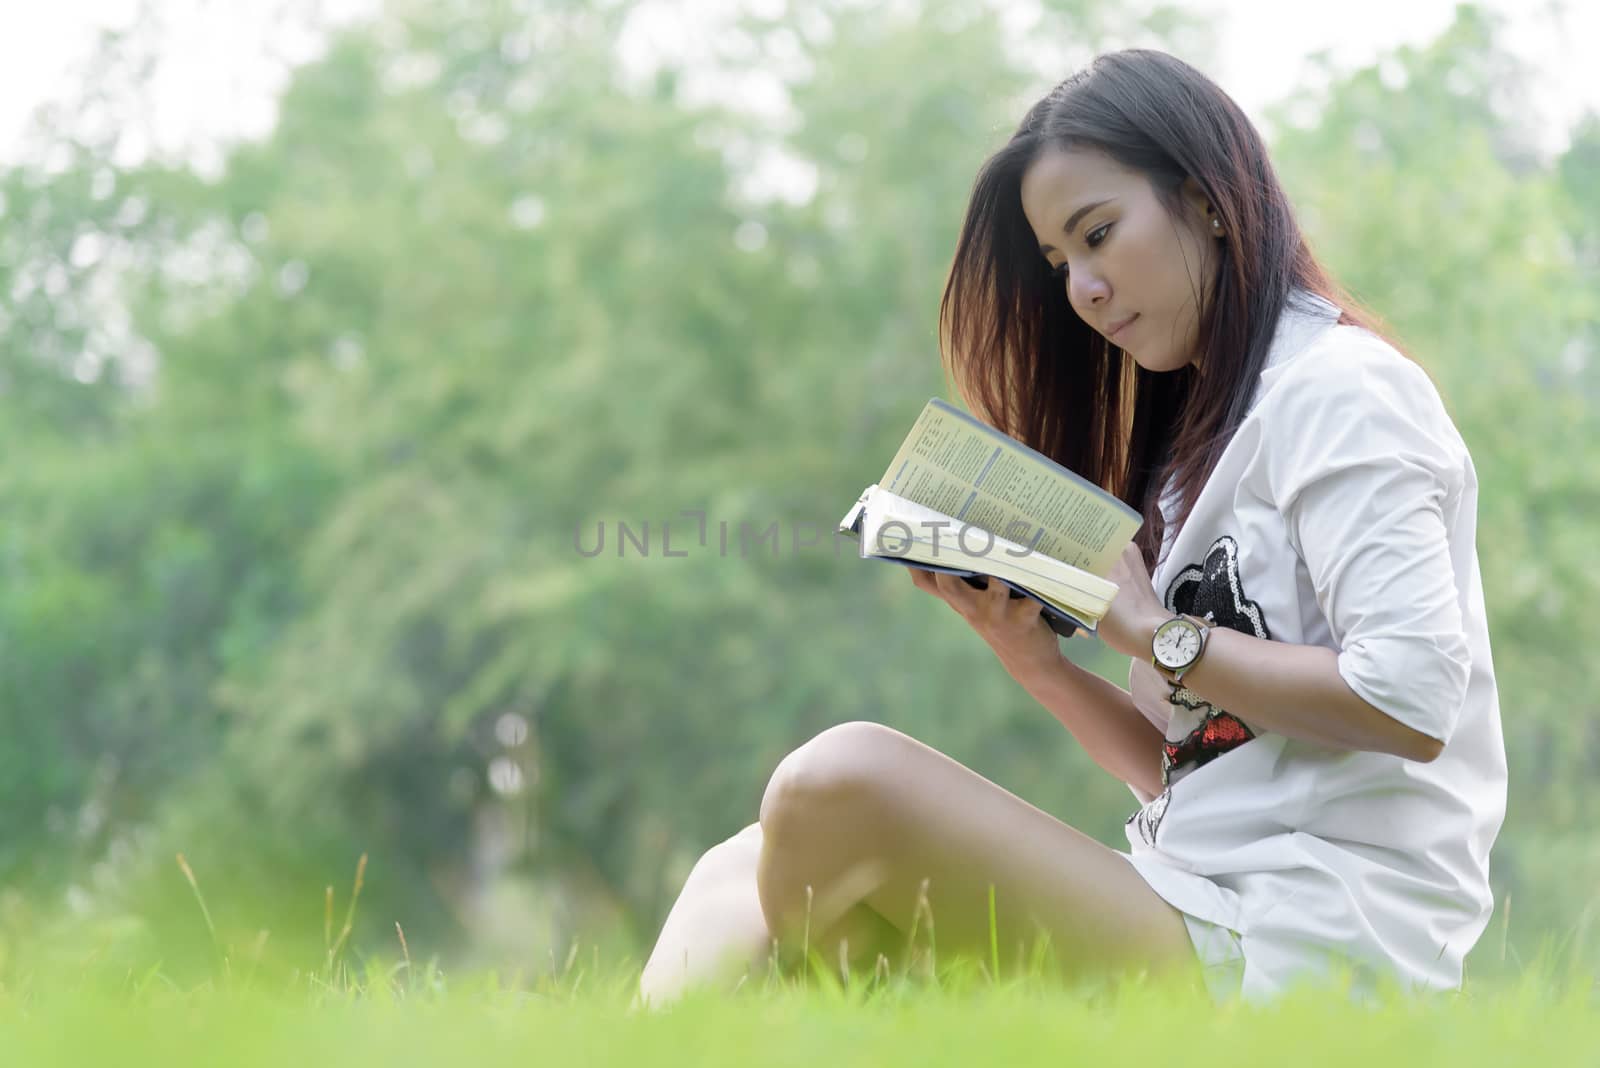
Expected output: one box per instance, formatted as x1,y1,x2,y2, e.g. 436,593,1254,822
907,569,1063,680
1097,542,1172,661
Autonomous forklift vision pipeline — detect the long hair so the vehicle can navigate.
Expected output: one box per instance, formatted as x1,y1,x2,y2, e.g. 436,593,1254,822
939,49,1389,570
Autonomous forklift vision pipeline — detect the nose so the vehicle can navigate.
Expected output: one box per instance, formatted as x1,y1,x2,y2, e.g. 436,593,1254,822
1068,268,1109,311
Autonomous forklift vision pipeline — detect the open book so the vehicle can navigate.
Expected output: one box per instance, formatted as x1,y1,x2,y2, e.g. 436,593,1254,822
837,398,1143,638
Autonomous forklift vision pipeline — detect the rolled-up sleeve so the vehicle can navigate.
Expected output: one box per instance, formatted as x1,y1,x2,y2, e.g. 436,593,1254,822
1266,339,1472,747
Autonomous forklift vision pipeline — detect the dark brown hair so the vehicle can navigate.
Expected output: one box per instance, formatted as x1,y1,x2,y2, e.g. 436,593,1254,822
939,49,1387,570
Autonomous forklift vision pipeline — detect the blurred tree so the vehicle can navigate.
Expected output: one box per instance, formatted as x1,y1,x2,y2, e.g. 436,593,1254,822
0,0,1593,986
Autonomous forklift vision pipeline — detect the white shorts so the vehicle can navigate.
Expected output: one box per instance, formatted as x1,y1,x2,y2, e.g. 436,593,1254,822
1180,913,1247,1003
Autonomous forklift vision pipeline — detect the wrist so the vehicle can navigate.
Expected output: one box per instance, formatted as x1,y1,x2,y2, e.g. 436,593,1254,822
1003,645,1071,689
1119,611,1167,661
1150,612,1212,685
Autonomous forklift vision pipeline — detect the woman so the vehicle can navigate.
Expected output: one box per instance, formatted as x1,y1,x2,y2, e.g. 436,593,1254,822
639,49,1507,1007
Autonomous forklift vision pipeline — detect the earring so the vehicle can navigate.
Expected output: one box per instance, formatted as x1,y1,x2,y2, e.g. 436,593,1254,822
1211,216,1223,235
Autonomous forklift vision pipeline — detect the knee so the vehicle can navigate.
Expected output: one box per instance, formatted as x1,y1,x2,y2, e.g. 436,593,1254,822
758,720,907,837
683,822,762,891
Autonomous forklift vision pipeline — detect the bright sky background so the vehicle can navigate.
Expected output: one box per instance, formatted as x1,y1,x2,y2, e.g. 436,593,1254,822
1,0,1596,167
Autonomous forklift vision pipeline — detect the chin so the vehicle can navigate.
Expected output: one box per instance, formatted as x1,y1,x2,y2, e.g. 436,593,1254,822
1128,350,1187,374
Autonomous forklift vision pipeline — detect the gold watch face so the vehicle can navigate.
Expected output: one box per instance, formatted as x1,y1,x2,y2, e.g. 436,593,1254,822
1153,617,1202,671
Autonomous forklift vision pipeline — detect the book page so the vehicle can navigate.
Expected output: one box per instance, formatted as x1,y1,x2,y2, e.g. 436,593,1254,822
876,398,1142,576
857,486,1117,613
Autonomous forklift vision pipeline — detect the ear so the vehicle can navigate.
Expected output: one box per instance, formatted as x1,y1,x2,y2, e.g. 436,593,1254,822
1178,176,1216,229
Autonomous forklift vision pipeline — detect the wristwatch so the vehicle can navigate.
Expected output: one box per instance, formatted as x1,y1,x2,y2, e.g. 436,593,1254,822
1151,614,1211,692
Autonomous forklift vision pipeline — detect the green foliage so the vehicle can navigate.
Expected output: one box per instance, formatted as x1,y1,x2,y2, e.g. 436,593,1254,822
0,0,1593,988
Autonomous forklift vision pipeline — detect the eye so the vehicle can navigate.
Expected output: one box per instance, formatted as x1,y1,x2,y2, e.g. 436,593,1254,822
1047,224,1112,283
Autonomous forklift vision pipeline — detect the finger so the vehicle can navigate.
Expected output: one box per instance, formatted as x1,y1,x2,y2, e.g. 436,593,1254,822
913,568,950,601
911,567,955,604
1006,593,1046,629
994,580,1032,616
973,577,1009,619
931,571,978,612
1006,588,1043,617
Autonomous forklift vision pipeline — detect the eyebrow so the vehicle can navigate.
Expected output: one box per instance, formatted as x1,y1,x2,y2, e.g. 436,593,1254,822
1037,198,1113,254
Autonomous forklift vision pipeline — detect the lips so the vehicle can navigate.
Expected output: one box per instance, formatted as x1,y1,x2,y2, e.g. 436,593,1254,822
1106,314,1138,340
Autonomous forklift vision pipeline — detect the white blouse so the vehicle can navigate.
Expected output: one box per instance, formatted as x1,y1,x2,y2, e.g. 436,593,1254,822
1116,289,1509,1003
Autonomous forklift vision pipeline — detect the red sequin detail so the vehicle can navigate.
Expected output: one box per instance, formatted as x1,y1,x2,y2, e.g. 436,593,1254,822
1162,712,1254,780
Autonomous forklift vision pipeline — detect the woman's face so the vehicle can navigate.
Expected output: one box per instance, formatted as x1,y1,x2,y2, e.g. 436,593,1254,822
1019,144,1221,373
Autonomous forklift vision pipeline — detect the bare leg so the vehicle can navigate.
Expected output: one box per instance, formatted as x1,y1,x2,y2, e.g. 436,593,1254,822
757,722,1206,990
638,821,902,1008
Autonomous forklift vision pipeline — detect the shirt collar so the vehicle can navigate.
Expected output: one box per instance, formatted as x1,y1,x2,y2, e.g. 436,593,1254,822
1156,289,1343,522
1252,288,1343,407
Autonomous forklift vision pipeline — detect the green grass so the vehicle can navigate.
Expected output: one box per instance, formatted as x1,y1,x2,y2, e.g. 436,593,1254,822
0,960,1595,1067
0,854,1594,1066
